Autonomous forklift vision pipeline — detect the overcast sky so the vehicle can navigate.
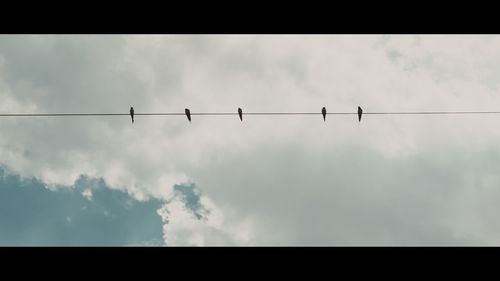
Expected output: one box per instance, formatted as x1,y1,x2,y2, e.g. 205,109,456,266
1,35,500,245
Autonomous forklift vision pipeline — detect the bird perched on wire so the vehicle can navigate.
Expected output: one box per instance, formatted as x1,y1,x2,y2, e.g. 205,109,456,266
322,107,326,121
130,107,134,124
358,106,363,122
238,107,243,121
185,108,191,123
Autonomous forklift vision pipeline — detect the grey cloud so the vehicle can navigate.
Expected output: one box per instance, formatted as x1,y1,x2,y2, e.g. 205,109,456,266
386,49,403,63
0,35,193,196
189,138,493,245
0,36,132,111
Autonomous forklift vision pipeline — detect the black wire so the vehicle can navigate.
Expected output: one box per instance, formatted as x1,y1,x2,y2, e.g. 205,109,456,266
2,111,500,117
365,111,500,115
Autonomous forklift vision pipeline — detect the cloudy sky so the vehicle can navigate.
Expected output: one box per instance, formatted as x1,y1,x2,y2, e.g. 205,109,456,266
1,35,500,245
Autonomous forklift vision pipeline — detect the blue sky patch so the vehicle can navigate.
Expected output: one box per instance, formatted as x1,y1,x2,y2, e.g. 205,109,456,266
0,168,165,246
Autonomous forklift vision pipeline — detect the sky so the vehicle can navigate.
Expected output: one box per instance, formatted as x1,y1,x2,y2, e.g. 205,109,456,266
1,35,500,245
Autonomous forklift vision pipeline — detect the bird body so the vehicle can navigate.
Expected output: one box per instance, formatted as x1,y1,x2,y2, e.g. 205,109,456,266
238,107,243,121
358,106,363,122
322,107,326,121
130,107,134,123
185,108,191,122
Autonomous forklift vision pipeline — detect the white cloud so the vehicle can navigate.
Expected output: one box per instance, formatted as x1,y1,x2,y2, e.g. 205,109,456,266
157,195,257,246
2,35,500,245
82,189,92,201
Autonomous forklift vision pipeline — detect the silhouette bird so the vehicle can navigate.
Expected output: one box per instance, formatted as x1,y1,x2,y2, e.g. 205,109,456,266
238,107,243,121
185,108,191,123
322,107,326,121
358,106,363,122
130,107,134,123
